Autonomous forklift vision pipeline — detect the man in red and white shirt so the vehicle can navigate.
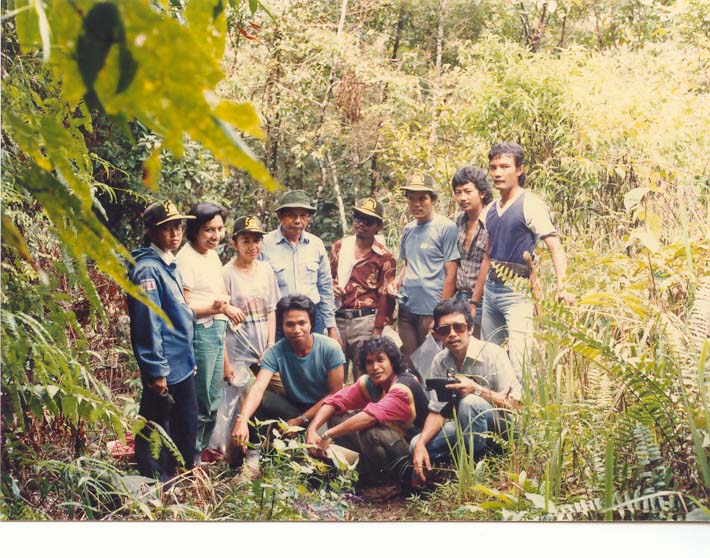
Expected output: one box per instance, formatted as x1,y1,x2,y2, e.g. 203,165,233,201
329,198,396,380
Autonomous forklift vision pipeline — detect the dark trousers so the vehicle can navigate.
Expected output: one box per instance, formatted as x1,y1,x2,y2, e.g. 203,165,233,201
329,413,410,483
398,308,434,368
248,390,310,445
135,374,197,482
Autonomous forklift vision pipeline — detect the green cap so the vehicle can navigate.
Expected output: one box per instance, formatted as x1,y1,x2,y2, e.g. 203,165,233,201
275,190,316,213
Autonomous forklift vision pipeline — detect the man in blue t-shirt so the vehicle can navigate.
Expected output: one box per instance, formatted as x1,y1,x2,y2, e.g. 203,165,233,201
388,173,460,368
231,294,345,475
481,142,573,385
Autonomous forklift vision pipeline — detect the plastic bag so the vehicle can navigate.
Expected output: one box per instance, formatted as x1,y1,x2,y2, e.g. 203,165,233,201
410,332,442,384
208,369,251,453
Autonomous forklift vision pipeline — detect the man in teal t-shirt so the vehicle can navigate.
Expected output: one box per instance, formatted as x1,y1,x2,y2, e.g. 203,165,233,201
232,295,345,465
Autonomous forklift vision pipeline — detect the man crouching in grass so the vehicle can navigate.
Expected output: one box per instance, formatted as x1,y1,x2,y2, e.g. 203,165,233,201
411,298,522,484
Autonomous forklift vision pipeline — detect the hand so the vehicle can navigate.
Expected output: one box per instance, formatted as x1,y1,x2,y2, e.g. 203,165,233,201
224,365,234,382
386,278,401,297
231,418,249,452
333,283,344,298
412,443,432,482
556,288,575,306
305,428,328,458
373,327,383,337
224,304,245,325
327,326,342,347
149,376,168,394
212,298,228,312
446,376,479,398
469,300,478,315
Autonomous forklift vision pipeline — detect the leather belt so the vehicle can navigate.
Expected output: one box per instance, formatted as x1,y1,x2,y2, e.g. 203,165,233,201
488,260,531,283
335,307,377,319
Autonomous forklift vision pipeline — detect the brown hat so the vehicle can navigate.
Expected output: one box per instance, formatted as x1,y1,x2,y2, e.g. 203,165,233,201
232,215,266,237
353,197,384,223
403,173,437,195
275,190,316,213
143,200,195,229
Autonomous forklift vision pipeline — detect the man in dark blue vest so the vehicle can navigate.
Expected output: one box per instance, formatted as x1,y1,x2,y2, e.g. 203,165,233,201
481,142,573,385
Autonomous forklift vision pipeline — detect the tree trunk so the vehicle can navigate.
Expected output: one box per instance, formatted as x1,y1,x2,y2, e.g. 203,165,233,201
428,0,447,165
327,151,348,235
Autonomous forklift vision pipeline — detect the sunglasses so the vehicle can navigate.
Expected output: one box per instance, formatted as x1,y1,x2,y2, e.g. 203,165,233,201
434,322,468,337
353,213,379,226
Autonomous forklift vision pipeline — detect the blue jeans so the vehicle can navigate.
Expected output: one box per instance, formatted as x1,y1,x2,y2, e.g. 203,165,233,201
410,395,499,463
136,373,198,482
481,279,533,384
194,319,228,454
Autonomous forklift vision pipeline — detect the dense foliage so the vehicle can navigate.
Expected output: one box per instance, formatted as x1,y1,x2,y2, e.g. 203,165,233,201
1,0,709,520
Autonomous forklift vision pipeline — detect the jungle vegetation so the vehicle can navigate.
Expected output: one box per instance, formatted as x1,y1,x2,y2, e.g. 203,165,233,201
1,0,709,521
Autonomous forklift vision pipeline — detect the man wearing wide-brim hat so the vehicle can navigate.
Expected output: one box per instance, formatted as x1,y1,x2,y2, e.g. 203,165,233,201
261,190,341,345
329,197,396,380
127,200,198,482
387,173,460,368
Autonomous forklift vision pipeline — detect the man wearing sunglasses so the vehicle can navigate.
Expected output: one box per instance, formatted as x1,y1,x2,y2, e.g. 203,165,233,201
410,298,522,483
329,198,396,380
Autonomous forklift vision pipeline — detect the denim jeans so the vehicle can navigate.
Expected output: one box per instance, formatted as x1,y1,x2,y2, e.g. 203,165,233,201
409,394,511,465
481,279,533,384
194,319,228,454
136,373,198,482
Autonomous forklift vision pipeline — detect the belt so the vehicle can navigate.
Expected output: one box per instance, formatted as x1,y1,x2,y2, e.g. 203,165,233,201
488,260,531,283
335,307,377,319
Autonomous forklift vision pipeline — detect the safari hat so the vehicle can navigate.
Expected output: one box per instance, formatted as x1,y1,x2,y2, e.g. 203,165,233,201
232,215,266,237
402,173,437,195
353,197,384,223
275,190,316,213
143,200,195,229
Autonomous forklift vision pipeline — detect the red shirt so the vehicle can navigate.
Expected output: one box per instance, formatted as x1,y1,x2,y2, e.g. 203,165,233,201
329,237,396,329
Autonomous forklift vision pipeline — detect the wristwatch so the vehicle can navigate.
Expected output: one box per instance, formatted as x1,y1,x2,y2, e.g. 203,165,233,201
474,386,483,397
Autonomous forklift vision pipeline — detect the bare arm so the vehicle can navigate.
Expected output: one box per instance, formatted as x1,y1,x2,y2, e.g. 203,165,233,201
412,412,446,481
441,260,458,300
544,235,573,304
231,368,273,450
387,260,407,296
286,364,345,428
446,377,521,410
471,251,490,304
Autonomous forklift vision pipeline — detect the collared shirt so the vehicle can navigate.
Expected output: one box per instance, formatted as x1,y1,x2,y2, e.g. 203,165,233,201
454,211,488,293
329,236,396,329
427,337,522,414
150,243,176,266
261,227,336,328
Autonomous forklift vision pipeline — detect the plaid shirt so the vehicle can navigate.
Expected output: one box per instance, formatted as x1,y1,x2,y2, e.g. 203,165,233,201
455,211,488,292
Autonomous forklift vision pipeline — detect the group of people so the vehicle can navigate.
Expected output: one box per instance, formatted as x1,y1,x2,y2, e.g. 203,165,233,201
127,141,572,490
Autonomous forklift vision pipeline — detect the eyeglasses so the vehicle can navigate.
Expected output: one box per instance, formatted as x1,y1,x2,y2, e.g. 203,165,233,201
353,213,379,226
434,322,468,337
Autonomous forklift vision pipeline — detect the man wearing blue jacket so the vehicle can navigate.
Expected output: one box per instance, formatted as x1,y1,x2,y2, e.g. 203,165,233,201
128,200,198,481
